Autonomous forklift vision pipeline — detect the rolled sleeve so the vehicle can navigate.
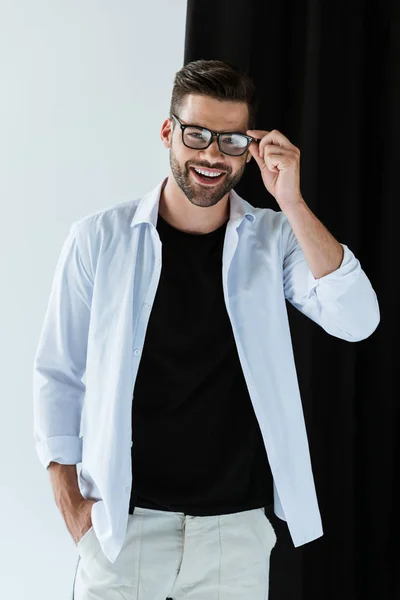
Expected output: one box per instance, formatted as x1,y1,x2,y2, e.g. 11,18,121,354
283,218,380,341
36,435,83,470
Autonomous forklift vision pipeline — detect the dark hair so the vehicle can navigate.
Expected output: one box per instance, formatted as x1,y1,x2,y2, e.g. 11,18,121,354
170,59,258,130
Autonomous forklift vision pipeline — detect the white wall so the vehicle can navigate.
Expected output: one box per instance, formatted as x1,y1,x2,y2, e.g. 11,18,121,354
0,1,187,597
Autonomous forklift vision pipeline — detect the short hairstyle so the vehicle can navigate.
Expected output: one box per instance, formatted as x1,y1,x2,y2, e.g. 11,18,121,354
170,59,258,130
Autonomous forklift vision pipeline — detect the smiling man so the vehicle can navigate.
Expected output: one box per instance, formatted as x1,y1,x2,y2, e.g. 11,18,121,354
34,59,380,600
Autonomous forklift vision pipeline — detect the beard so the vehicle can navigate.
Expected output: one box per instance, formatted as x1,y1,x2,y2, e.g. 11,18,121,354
169,145,247,208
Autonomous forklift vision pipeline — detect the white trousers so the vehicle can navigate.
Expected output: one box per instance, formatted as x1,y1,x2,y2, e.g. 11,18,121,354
72,506,277,600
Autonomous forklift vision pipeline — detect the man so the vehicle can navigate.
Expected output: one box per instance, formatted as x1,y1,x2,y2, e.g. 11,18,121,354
33,59,380,599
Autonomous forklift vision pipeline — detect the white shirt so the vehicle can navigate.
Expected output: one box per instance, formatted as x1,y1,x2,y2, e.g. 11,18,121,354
33,177,380,563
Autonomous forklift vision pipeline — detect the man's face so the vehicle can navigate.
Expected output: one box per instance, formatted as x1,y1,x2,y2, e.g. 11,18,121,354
162,94,252,209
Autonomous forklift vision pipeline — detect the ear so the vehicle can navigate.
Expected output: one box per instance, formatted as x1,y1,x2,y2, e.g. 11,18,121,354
245,151,252,163
161,118,173,148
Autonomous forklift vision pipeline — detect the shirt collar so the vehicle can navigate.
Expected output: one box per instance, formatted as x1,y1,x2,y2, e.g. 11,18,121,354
130,176,256,228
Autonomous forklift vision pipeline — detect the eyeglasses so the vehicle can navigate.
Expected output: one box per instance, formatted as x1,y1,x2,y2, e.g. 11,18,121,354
171,114,259,157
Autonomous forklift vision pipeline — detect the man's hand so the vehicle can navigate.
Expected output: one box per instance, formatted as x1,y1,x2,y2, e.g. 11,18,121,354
247,128,303,211
48,462,98,545
64,498,97,546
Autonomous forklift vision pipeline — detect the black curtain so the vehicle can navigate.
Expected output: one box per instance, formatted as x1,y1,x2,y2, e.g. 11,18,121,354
184,1,398,598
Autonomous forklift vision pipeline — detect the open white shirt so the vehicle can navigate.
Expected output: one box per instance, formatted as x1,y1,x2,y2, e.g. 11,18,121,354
33,177,380,563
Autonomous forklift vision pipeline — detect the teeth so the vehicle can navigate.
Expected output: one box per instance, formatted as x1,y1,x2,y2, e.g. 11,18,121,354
193,168,222,178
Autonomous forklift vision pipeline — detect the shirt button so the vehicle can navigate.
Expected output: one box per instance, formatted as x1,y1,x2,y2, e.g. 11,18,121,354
125,486,130,493
134,349,141,356
155,258,161,266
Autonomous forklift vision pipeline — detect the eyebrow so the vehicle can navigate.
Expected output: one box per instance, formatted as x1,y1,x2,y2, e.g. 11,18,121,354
181,119,247,134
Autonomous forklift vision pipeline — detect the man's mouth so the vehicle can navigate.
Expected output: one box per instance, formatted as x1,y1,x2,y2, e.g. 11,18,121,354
190,166,226,185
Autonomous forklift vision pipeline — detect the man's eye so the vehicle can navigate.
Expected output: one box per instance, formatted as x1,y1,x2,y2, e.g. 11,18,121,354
224,135,247,147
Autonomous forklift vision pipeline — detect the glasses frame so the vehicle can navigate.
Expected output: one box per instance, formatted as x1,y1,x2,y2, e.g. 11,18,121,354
171,114,259,157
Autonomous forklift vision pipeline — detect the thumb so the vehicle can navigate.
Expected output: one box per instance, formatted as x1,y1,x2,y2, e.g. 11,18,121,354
248,141,264,169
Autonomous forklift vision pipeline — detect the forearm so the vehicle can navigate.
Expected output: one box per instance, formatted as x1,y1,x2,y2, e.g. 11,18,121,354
48,462,85,512
283,198,344,279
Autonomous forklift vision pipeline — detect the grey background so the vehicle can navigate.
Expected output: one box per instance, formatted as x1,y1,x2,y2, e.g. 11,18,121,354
0,1,187,598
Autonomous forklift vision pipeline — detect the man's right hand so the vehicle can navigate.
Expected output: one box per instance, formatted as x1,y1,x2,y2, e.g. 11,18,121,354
47,463,99,545
65,498,98,546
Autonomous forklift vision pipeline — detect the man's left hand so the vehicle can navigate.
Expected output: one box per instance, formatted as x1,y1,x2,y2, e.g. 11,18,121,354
247,129,303,210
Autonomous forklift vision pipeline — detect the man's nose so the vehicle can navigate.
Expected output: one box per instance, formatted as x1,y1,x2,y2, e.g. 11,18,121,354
201,137,225,160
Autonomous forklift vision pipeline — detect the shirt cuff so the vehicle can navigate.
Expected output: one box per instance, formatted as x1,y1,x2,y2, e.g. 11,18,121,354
35,435,83,469
307,243,361,298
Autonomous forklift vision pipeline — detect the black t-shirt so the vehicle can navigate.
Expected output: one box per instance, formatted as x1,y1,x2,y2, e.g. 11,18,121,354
129,211,273,516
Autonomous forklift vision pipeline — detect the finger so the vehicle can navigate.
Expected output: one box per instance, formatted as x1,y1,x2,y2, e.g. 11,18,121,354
246,129,270,141
264,153,294,172
247,140,264,167
252,129,298,153
260,144,296,164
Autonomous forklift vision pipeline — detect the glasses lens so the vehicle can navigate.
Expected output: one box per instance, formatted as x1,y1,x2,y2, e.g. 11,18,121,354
220,134,249,156
183,127,212,148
